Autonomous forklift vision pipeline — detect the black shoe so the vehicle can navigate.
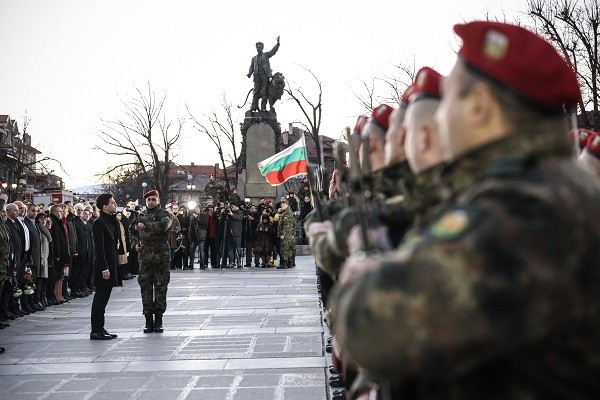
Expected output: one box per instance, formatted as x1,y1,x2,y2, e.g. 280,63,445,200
102,329,118,338
0,347,4,354
154,313,163,333
143,314,154,333
276,265,287,269
332,389,346,400
329,374,345,388
90,332,113,340
325,344,333,353
328,365,339,374
33,303,45,312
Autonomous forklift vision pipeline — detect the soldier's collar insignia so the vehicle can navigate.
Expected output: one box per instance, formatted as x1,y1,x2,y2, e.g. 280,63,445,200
483,29,509,61
430,209,470,239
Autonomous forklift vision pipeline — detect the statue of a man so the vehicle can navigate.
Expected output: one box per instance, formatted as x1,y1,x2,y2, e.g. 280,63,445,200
247,36,280,112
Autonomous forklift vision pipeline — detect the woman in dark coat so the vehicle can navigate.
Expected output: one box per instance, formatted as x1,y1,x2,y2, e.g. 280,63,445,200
255,214,275,268
90,194,122,340
49,205,70,303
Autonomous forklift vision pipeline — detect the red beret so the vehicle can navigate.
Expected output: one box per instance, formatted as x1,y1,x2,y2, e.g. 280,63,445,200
454,21,581,113
400,84,415,108
410,67,442,103
584,131,600,158
369,104,394,132
354,115,368,134
143,189,159,199
569,128,595,149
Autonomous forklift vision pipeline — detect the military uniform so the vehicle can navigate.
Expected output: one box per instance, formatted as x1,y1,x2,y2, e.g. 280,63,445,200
277,207,296,268
332,125,600,398
130,206,173,316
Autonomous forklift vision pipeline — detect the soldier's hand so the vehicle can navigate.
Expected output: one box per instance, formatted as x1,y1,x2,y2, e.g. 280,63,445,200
338,254,380,285
102,270,110,280
306,220,332,239
136,223,145,231
347,225,391,255
135,244,143,252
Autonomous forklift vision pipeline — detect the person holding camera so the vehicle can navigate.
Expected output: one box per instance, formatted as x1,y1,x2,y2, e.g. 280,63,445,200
219,204,242,268
243,205,260,267
188,206,207,269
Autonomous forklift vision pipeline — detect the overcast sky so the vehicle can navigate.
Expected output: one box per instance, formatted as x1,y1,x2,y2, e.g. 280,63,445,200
0,0,529,189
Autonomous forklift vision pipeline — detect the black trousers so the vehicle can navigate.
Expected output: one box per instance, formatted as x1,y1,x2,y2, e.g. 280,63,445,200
91,286,112,333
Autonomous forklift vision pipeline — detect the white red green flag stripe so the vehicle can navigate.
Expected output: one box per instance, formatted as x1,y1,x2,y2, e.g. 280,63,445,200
258,136,308,186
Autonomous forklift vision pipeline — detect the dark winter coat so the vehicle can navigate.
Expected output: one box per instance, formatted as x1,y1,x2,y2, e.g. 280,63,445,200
92,212,122,288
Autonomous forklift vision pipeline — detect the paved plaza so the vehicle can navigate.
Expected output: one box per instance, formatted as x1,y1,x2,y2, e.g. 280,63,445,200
0,256,331,400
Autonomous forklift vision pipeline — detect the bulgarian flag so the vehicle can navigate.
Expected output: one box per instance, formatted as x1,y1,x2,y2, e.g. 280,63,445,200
258,136,308,186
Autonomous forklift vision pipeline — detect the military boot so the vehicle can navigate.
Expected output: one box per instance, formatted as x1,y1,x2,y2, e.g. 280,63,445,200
143,314,154,333
154,313,164,333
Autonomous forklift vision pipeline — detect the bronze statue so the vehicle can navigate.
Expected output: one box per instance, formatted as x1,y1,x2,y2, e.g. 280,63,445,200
247,36,280,112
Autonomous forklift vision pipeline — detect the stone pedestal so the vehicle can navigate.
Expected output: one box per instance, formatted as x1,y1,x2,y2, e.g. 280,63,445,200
240,110,282,204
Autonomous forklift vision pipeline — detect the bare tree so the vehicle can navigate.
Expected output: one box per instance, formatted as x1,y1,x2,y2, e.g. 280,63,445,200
528,0,600,129
188,94,240,191
94,82,185,203
285,66,324,164
352,59,417,113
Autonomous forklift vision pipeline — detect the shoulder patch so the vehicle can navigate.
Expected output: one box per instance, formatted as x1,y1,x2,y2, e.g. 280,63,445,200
429,207,478,240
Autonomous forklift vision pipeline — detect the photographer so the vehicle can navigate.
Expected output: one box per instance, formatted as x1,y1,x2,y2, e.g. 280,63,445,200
243,205,260,267
218,204,242,268
188,206,207,269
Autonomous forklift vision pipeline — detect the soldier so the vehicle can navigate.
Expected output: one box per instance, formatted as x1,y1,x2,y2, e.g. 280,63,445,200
333,21,600,398
277,199,296,269
577,131,600,181
131,189,174,334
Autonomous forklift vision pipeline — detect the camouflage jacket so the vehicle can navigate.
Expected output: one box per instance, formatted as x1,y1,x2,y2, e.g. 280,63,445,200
129,206,173,250
332,129,600,397
321,162,416,276
304,196,349,278
277,208,295,238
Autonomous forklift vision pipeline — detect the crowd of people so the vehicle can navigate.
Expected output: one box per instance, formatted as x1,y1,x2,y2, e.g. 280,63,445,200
0,183,313,348
163,190,313,270
304,21,600,400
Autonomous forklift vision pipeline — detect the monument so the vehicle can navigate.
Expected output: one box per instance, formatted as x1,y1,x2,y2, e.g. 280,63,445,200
239,36,285,203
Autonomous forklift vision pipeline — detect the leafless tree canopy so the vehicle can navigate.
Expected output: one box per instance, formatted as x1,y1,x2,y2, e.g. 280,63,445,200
187,94,240,191
352,59,417,113
285,66,324,164
94,82,184,203
528,0,600,128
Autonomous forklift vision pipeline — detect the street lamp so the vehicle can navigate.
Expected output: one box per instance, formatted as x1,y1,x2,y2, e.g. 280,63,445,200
141,182,147,203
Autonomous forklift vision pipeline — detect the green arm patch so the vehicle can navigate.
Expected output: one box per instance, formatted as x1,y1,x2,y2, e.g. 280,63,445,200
428,206,482,240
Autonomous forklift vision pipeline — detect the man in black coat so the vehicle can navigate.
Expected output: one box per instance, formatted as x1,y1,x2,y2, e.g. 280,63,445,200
71,204,90,298
90,193,121,340
5,203,27,314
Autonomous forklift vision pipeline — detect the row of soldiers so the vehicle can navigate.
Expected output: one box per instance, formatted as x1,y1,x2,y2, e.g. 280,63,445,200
305,21,600,399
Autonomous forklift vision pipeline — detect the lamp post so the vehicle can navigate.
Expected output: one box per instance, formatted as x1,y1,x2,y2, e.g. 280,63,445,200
141,182,147,203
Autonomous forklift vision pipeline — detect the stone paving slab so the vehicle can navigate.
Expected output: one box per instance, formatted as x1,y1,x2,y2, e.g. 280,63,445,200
0,256,331,399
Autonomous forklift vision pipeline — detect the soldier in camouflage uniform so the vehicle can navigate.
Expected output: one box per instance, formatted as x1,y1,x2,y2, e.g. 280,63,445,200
333,21,600,399
276,200,296,268
131,189,174,333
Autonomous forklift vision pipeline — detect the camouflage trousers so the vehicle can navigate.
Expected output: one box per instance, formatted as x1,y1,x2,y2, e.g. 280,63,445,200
137,251,170,315
280,237,296,266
